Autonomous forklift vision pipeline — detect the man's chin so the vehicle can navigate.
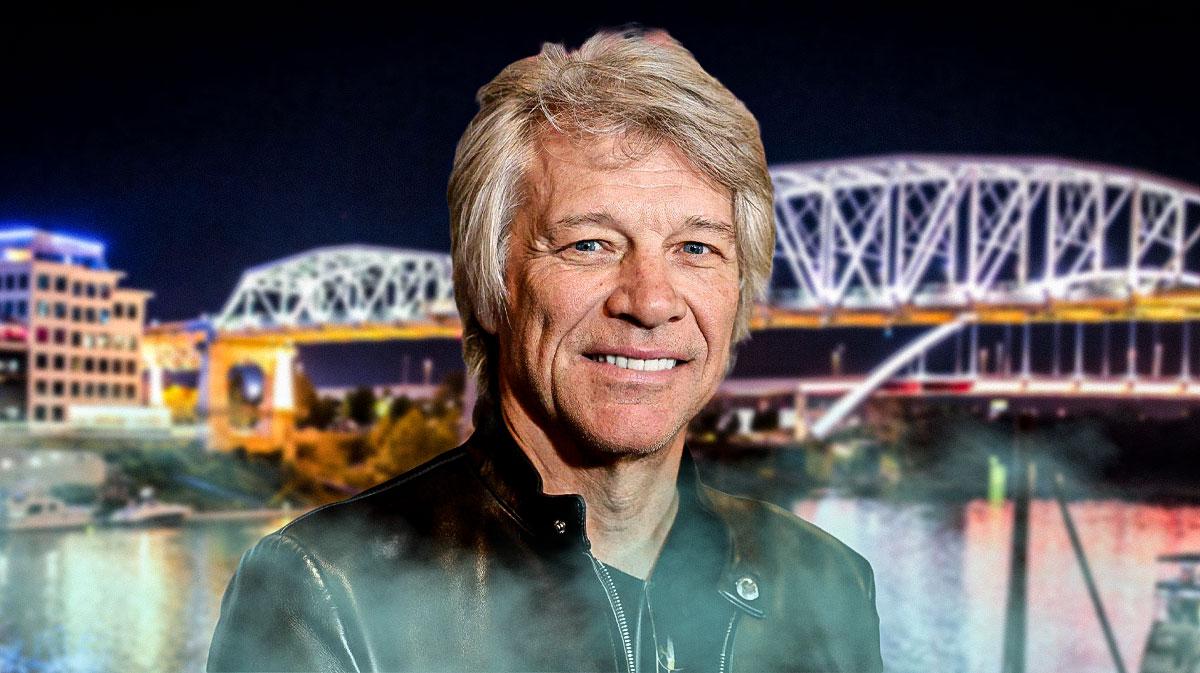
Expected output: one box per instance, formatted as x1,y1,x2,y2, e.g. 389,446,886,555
563,413,684,462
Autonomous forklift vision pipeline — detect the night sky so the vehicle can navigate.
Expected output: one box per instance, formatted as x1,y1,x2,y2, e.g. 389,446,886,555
3,7,1198,386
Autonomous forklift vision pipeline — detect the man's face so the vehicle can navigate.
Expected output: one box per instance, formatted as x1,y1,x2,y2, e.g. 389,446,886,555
494,133,739,458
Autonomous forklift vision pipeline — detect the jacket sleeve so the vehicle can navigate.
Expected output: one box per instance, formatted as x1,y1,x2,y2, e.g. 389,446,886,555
855,557,884,673
207,532,367,673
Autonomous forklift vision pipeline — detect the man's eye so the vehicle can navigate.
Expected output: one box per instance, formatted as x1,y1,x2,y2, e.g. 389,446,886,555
682,242,711,255
573,240,602,252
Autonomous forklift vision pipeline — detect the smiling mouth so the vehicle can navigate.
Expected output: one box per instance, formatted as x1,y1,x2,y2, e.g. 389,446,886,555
584,353,688,372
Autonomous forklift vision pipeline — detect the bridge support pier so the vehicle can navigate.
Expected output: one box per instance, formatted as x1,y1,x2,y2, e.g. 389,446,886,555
201,339,298,457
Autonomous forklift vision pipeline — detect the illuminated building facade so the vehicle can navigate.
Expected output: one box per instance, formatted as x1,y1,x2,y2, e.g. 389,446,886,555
0,227,152,425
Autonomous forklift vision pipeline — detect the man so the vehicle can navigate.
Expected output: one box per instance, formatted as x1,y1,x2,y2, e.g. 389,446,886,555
208,26,883,673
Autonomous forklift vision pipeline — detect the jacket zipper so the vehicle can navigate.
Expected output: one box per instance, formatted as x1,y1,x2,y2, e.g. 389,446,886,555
586,552,637,673
718,611,741,673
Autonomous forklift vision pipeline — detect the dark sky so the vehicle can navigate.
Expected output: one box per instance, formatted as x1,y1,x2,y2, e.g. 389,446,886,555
2,7,1198,385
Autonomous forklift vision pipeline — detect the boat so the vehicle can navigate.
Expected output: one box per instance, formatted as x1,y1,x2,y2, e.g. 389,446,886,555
0,491,95,532
1139,553,1200,673
104,486,193,527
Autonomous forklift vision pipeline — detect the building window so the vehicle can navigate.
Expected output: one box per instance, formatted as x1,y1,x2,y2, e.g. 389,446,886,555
3,275,11,290
126,384,136,398
71,306,81,321
52,355,64,371
35,327,48,344
128,304,138,320
97,334,109,349
51,406,63,421
33,405,45,421
1,302,10,319
35,300,48,317
36,274,49,290
72,281,82,296
127,359,136,373
70,382,80,397
98,359,109,374
114,303,124,319
52,381,63,396
100,285,111,300
71,331,81,347
129,336,137,351
17,274,27,289
69,356,80,371
16,300,26,316
98,383,108,398
53,302,66,319
83,358,94,373
52,329,65,345
99,308,110,324
54,276,66,292
35,380,46,394
34,354,47,369
85,307,95,323
111,359,122,374
85,283,96,298
84,383,94,398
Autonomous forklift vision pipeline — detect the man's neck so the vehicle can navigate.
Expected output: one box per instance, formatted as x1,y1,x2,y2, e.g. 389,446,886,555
499,396,683,580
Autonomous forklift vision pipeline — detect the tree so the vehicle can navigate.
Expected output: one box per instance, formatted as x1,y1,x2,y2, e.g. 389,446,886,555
294,370,320,427
345,386,377,428
388,395,413,421
374,406,460,477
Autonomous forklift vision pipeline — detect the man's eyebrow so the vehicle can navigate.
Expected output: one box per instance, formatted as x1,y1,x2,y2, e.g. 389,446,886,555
547,211,617,233
545,212,736,242
684,216,737,242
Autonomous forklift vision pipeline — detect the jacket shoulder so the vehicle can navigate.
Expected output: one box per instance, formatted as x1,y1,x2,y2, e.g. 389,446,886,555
698,485,883,672
207,531,370,672
699,484,875,599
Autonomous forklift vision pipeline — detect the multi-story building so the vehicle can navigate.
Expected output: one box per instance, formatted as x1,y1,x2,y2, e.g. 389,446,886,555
0,227,153,426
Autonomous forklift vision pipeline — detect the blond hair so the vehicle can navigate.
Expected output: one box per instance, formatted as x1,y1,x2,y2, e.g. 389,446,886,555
447,26,775,408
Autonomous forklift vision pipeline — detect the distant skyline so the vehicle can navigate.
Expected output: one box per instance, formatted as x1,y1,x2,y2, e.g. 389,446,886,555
4,8,1198,385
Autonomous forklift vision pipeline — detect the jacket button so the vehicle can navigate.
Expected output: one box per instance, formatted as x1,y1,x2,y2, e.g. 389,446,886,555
552,519,568,535
735,576,759,601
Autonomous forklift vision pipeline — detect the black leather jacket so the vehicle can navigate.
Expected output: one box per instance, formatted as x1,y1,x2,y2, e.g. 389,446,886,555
207,412,884,672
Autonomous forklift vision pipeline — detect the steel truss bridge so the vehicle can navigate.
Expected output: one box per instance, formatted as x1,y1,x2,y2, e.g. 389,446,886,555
142,156,1200,450
145,245,461,452
764,156,1200,436
762,156,1200,327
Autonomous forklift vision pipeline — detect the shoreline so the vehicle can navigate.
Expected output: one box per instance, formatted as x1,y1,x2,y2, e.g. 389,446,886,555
185,507,315,524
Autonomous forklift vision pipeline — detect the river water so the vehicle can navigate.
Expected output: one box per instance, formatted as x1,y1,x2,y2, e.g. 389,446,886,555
0,498,1185,673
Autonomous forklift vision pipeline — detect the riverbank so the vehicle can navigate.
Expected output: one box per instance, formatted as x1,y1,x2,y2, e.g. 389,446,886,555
185,507,314,524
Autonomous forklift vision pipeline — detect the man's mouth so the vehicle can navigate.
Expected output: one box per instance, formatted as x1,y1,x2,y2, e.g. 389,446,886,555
584,353,687,372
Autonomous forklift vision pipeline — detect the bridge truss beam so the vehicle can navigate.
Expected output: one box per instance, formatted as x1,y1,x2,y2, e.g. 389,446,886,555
770,156,1200,316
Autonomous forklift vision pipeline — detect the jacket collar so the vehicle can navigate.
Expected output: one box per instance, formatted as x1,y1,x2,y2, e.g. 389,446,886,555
463,408,768,619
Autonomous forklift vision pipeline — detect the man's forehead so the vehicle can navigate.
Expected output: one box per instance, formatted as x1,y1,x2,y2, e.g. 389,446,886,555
523,132,734,229
532,132,703,178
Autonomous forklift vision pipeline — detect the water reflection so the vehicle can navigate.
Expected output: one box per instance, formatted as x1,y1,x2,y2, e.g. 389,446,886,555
0,521,285,673
796,497,1200,673
0,501,1193,672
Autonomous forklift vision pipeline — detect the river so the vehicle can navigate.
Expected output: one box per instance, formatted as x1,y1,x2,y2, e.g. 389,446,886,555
0,498,1183,672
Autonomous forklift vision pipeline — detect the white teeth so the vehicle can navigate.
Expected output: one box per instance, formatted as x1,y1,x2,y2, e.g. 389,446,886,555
592,354,679,371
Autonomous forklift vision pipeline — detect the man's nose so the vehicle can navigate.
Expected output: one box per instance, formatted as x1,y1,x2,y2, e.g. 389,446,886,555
603,248,687,329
